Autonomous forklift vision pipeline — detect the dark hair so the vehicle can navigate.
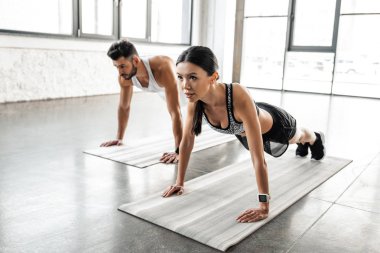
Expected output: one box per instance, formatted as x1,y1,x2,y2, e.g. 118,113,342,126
176,46,219,136
107,39,139,60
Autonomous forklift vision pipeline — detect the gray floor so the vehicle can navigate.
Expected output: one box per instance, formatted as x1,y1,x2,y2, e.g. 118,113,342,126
0,89,379,253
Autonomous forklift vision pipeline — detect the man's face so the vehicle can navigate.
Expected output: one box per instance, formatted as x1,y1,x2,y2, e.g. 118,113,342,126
113,56,137,80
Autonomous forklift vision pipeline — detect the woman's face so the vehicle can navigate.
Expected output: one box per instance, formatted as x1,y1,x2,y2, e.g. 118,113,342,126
176,62,214,102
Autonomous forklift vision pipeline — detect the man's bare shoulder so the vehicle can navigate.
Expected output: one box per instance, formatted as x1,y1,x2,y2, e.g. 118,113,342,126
149,55,175,72
148,56,176,86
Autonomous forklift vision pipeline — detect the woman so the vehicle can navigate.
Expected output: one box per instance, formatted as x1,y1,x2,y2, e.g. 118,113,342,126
162,46,325,223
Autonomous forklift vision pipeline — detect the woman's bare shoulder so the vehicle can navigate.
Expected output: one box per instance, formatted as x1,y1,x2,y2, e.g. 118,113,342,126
231,82,253,102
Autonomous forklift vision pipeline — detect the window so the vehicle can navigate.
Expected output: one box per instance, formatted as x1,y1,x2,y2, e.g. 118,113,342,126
80,0,115,37
333,6,380,98
341,0,380,14
245,0,289,16
0,0,73,35
121,0,148,40
283,52,335,93
241,0,289,90
289,0,341,52
241,17,288,89
0,0,192,45
150,0,192,44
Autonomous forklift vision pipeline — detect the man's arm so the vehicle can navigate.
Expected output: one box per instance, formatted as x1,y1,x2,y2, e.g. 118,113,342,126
164,78,182,149
100,77,133,147
116,84,133,141
156,57,183,162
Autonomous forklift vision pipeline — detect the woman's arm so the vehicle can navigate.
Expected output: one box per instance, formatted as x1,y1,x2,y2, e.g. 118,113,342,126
233,84,270,222
162,101,196,197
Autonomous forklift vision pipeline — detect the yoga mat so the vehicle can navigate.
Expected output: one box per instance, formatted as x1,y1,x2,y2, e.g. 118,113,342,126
119,152,351,251
84,127,235,168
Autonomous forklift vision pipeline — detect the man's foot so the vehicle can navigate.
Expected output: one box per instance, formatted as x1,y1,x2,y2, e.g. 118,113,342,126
296,143,309,157
310,132,325,160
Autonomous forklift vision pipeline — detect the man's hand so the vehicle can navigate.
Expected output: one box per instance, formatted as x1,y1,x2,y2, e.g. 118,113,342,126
162,184,184,197
100,139,123,147
236,206,269,223
160,152,179,164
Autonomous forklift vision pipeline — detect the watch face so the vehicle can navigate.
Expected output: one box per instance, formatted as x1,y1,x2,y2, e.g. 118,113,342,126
258,194,268,202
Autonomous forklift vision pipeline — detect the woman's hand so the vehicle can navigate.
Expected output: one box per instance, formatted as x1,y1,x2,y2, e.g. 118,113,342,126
162,185,184,197
236,206,269,222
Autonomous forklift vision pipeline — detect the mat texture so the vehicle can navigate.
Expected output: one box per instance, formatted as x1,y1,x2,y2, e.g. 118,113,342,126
84,127,235,168
119,152,351,251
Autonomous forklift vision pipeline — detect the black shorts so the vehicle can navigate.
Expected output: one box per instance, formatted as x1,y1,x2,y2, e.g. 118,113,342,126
235,102,297,157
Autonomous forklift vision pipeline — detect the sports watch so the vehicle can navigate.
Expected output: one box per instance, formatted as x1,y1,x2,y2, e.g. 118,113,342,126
257,193,271,203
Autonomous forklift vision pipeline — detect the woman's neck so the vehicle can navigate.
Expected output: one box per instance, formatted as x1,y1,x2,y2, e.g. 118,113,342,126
201,82,225,108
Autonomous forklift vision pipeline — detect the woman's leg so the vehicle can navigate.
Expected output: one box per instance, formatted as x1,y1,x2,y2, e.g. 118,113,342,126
289,127,316,145
289,127,325,160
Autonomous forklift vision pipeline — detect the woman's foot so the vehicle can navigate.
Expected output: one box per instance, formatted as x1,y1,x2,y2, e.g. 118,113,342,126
310,132,325,160
296,143,309,157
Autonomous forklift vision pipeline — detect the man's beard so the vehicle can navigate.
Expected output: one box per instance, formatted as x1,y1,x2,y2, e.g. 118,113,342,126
122,64,137,80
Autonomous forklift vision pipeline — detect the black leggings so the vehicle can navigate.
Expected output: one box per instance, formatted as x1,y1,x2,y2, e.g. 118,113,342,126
235,102,297,157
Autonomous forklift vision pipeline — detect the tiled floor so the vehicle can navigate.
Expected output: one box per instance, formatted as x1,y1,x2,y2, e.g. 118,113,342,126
0,89,379,252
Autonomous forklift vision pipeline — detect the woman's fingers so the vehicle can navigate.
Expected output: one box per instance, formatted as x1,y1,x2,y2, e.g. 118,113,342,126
162,186,175,197
237,210,255,221
236,208,268,222
240,213,259,223
162,186,174,197
238,213,257,222
236,209,253,220
162,185,183,197
161,186,169,196
166,188,177,197
177,186,184,195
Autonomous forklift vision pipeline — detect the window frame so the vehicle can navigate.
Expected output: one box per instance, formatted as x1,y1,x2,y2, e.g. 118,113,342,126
287,0,342,53
0,0,78,39
119,0,150,43
0,0,193,45
119,0,193,46
78,0,119,40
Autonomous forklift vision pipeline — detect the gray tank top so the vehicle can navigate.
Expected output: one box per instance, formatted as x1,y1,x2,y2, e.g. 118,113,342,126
203,83,246,135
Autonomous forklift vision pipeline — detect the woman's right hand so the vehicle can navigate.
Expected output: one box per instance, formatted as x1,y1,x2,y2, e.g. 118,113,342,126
162,184,184,197
100,139,123,147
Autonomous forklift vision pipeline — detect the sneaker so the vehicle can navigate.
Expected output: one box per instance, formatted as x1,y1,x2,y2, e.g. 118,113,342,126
310,132,325,160
296,143,309,157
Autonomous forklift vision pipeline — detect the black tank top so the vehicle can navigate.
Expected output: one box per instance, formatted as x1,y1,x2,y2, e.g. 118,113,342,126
202,83,259,135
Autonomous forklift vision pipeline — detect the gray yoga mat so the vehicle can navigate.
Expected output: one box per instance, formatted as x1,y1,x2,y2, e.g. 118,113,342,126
84,127,235,168
119,152,351,251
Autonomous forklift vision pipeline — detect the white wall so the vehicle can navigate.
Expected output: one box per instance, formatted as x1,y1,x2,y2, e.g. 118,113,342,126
0,35,187,103
0,0,236,103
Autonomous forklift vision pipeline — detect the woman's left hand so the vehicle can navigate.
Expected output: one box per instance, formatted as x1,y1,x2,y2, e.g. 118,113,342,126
236,206,269,223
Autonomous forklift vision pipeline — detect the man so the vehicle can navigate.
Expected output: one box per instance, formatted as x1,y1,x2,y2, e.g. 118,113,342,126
101,39,183,164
